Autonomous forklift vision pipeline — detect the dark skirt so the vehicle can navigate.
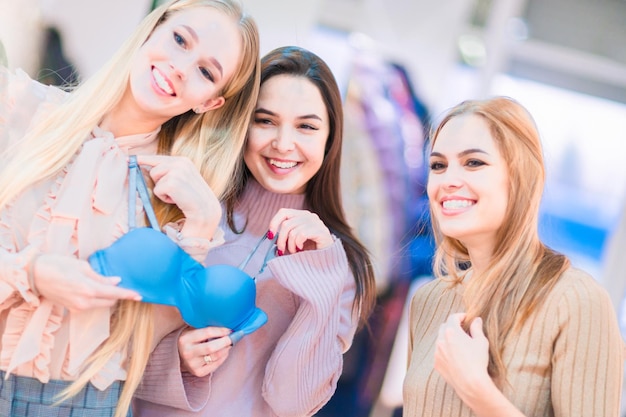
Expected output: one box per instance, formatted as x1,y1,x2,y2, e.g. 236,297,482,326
0,370,129,417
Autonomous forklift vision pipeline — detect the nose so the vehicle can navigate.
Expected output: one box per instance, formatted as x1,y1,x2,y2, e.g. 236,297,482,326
169,59,190,81
437,165,464,190
271,127,296,153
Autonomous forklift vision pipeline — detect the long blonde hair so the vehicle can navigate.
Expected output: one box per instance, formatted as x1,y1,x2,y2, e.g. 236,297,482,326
0,0,260,415
429,97,569,386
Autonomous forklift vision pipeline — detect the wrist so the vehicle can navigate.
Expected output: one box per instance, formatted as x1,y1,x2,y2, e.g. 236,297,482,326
460,373,497,410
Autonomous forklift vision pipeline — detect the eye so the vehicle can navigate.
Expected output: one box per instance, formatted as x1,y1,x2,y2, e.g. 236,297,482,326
299,123,318,131
466,159,486,167
429,161,446,171
199,67,215,82
173,32,186,47
254,117,273,125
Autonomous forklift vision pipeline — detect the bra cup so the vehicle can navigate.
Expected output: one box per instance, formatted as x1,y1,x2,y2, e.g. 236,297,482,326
228,308,268,345
89,227,268,334
179,264,260,329
89,228,186,306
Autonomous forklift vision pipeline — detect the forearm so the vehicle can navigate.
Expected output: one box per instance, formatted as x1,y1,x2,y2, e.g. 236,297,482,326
460,377,526,417
263,240,358,416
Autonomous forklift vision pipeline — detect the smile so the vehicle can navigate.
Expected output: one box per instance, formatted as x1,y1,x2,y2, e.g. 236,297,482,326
268,159,298,169
152,67,175,96
442,199,474,209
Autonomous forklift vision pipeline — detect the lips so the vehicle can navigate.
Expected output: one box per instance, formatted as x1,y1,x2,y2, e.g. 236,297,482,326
268,158,298,169
152,67,175,96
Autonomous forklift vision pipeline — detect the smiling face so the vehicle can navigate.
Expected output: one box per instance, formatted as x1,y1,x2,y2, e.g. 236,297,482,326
244,74,330,194
126,6,242,124
427,113,510,252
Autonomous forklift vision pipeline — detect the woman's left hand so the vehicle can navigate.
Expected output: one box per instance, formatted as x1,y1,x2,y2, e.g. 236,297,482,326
178,326,233,377
268,208,334,255
434,313,491,397
135,155,221,239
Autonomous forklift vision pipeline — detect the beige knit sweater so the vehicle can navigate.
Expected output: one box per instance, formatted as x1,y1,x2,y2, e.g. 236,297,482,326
403,267,624,417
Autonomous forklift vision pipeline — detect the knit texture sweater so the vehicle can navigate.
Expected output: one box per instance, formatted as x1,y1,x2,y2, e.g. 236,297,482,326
403,267,624,417
133,179,358,417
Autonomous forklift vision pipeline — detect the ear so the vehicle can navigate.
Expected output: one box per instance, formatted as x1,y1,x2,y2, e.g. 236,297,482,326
196,96,226,114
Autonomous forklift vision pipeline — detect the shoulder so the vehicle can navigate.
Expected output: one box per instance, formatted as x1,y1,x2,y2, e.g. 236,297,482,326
550,267,610,304
546,267,615,322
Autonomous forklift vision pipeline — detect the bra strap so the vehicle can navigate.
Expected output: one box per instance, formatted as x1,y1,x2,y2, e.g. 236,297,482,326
128,155,160,231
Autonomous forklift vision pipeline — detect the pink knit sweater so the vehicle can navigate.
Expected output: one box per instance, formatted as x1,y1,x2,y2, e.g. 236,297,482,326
133,179,359,417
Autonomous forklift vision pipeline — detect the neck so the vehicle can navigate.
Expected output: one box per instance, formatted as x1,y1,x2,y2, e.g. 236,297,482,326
100,89,168,137
463,239,495,277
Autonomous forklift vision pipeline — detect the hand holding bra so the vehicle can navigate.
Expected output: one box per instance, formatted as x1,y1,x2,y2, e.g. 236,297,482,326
88,156,268,344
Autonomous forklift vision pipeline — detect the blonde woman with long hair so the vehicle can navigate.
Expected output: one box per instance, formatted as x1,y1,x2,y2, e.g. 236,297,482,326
403,97,624,416
0,1,260,416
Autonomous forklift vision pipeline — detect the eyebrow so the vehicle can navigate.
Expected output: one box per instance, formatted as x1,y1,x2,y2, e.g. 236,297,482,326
430,148,488,158
255,108,323,121
183,25,224,78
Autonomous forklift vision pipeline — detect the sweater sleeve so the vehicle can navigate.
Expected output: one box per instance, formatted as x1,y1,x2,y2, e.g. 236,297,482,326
551,273,625,417
261,238,358,417
134,327,213,411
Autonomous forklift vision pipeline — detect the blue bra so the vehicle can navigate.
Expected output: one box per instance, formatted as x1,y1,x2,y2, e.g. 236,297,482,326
88,156,269,344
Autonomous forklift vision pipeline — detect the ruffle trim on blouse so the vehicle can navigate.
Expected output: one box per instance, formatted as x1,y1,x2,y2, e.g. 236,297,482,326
0,165,69,382
2,135,131,387
1,299,63,382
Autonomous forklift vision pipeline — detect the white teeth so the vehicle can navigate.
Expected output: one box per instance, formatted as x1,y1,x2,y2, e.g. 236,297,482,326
153,69,174,95
443,199,474,209
269,159,297,169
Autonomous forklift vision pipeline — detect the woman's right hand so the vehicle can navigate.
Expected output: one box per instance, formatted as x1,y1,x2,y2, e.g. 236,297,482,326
178,326,233,377
33,253,141,311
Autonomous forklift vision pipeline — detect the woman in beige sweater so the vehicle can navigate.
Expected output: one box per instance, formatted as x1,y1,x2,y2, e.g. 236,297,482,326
403,96,624,417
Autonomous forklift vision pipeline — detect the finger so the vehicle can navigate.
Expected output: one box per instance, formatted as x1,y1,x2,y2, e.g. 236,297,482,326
205,335,234,353
87,281,142,301
77,265,142,300
469,317,485,339
268,209,296,241
151,181,176,204
135,154,172,167
197,338,231,366
447,312,466,327
276,219,301,254
180,326,232,345
206,345,231,366
288,223,319,253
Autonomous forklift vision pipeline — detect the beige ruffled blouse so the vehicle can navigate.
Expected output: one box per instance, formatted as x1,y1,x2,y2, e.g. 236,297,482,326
0,68,221,390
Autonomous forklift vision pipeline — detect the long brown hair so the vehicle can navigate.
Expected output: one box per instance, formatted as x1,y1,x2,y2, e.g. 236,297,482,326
225,46,376,326
429,97,569,385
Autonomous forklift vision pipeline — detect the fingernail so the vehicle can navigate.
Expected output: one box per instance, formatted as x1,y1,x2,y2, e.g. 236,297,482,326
277,249,284,256
266,230,274,239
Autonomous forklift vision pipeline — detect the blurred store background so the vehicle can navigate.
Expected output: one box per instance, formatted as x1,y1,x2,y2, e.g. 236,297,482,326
1,0,625,416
